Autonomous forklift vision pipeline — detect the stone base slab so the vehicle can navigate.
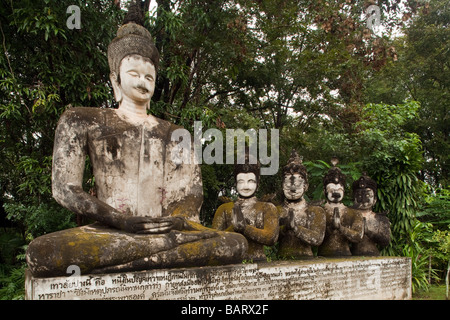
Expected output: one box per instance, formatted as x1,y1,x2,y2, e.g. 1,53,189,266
25,256,411,300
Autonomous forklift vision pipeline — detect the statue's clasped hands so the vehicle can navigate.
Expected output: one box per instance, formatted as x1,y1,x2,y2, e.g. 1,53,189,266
332,207,341,230
232,204,246,233
288,208,296,230
121,216,185,234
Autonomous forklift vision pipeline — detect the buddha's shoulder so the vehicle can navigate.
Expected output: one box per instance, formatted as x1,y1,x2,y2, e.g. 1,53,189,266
61,107,173,124
345,206,361,215
306,204,326,215
165,120,190,135
216,202,234,212
254,200,277,212
59,106,112,124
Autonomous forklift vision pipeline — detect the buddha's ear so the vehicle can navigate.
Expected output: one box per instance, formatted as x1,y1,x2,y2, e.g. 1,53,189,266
110,72,122,103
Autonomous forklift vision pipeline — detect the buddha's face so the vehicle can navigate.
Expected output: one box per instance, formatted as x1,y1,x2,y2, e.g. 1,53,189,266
283,173,307,201
236,172,257,198
354,188,376,210
115,54,156,104
325,183,344,203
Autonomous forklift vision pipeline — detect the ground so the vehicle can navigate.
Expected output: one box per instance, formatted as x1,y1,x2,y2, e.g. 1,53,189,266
412,284,448,300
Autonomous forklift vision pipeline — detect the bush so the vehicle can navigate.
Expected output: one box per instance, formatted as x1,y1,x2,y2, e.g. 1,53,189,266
0,229,27,300
4,201,76,241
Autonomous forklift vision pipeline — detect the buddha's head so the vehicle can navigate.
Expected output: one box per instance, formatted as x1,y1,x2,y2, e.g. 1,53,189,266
107,3,159,107
234,149,260,199
352,173,377,210
323,157,346,204
114,54,156,106
282,150,308,201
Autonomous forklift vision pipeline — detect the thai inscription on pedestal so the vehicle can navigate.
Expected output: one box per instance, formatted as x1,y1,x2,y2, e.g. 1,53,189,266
26,257,411,300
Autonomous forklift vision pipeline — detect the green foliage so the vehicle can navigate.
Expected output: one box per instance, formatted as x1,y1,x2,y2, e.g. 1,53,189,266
399,220,440,293
354,102,424,239
0,229,25,266
363,0,450,187
4,202,76,241
0,229,27,300
264,244,279,263
200,163,233,227
416,188,450,227
430,228,450,285
0,263,26,300
413,284,448,300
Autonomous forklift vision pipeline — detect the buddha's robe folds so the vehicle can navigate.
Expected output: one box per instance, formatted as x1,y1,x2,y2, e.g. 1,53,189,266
26,107,247,277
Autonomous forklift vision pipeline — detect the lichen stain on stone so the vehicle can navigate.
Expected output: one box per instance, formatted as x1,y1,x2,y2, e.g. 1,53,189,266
166,194,202,223
180,240,204,259
104,135,121,160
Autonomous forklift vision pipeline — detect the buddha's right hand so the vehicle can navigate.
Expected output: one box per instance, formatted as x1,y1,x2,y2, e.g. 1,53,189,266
332,207,341,230
121,216,177,234
232,204,246,233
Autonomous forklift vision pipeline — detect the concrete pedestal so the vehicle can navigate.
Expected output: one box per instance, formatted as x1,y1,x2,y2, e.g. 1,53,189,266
25,256,411,300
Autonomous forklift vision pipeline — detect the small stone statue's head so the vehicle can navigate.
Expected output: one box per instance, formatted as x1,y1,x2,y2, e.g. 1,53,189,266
352,173,377,210
234,150,260,199
323,158,346,204
107,3,159,107
282,150,308,201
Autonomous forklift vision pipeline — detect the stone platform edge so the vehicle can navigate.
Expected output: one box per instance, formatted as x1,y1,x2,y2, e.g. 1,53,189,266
25,256,412,300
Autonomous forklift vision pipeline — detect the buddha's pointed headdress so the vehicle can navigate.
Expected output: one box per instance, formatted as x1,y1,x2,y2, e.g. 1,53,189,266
352,172,377,198
234,146,261,183
283,149,308,181
107,1,159,76
323,157,346,187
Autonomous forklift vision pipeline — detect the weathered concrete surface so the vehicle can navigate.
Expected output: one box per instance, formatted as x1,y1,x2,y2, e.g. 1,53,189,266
25,257,411,300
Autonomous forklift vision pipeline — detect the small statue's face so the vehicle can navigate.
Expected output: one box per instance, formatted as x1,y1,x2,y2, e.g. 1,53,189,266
325,183,344,203
354,188,376,210
236,172,257,198
118,55,156,104
283,173,307,201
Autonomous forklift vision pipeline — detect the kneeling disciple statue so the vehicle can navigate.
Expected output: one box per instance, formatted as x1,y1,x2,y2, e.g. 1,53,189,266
318,158,364,257
26,5,247,277
278,150,326,259
212,155,279,261
350,174,391,256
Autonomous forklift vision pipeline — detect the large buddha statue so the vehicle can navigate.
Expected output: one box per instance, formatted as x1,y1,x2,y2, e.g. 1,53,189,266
317,158,364,257
277,150,326,259
350,174,391,256
212,154,279,261
26,5,247,277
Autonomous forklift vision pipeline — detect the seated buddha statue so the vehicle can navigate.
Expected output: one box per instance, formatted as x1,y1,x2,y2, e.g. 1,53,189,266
26,5,247,277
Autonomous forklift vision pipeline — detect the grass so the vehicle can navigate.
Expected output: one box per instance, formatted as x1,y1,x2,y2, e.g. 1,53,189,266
412,284,448,300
